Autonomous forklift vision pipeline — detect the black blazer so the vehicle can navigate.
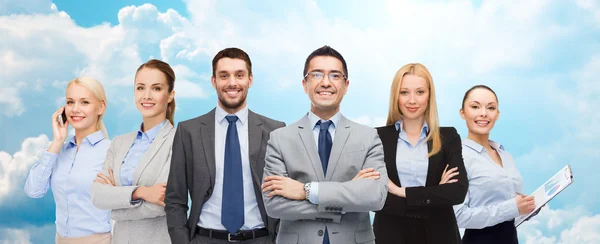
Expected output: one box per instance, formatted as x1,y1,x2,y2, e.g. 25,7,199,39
164,109,285,244
373,125,468,244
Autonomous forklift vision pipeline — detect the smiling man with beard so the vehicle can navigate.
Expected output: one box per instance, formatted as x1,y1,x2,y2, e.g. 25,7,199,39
165,48,285,244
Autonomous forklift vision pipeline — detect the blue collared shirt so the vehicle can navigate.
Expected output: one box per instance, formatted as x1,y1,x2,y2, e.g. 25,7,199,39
197,105,265,230
454,139,523,229
395,120,429,187
120,120,167,186
306,111,342,204
24,130,111,238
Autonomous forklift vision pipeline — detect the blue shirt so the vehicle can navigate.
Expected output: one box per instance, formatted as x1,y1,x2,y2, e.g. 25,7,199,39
197,105,264,230
395,120,429,187
306,111,341,204
24,130,111,238
120,120,167,186
454,139,523,229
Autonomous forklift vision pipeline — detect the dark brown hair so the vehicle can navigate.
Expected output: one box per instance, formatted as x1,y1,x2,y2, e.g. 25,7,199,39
303,45,348,78
462,85,498,109
136,59,176,125
212,48,252,77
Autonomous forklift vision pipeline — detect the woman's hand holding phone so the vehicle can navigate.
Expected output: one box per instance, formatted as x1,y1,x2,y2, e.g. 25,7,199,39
48,106,69,154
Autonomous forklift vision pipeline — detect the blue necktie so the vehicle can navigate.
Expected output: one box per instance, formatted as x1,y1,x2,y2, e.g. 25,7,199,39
317,120,332,244
317,120,333,176
221,115,244,234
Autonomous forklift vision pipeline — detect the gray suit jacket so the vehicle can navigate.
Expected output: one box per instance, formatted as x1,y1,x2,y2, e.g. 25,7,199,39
91,122,175,244
165,109,285,244
262,114,388,244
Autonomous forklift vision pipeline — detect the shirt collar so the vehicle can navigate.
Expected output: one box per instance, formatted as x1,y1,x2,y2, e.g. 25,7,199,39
68,130,106,147
215,104,248,125
308,110,342,130
395,119,429,135
462,138,505,153
137,120,167,140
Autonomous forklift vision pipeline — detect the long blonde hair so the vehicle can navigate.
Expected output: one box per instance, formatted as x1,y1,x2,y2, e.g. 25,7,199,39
386,63,441,157
67,76,109,138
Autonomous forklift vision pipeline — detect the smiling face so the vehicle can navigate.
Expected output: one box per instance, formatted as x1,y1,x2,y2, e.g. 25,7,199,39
134,67,174,122
212,58,252,113
461,88,500,136
398,74,429,121
303,56,349,115
65,83,105,132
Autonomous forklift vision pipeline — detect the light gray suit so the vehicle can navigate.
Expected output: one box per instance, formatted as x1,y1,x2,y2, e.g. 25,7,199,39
91,122,175,244
262,114,388,244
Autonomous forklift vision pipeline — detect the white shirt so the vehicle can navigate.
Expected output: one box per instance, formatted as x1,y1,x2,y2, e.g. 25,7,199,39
197,105,265,230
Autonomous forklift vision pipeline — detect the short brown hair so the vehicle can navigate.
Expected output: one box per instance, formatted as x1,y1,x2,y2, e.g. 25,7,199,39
212,47,252,77
136,59,176,125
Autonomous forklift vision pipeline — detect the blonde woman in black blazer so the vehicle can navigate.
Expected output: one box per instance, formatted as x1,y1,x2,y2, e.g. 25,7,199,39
373,63,468,244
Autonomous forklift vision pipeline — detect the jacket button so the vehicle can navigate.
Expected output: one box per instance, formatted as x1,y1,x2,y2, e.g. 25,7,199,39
426,199,430,204
318,230,324,236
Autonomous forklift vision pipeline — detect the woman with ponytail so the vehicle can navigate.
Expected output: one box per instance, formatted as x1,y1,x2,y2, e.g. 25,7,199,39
25,76,112,243
90,59,176,244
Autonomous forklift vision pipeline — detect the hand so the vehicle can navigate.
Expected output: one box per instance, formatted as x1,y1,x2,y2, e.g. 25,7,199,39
51,106,69,143
515,194,536,215
48,106,69,153
439,164,459,185
94,169,116,186
353,168,380,180
134,183,167,207
262,176,306,200
388,180,406,198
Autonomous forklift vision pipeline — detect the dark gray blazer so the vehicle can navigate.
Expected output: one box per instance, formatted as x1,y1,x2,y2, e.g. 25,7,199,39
165,108,285,244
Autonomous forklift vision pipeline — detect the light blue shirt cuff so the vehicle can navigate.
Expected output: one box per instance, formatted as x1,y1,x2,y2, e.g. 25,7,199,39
39,151,59,169
308,182,319,204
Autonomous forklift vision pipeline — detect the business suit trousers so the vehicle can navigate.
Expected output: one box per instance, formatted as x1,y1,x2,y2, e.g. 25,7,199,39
463,220,518,244
191,234,273,244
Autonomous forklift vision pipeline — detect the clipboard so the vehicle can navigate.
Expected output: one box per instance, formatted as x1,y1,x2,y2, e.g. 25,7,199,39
515,165,574,227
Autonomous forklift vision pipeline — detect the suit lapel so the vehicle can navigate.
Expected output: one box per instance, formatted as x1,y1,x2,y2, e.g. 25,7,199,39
113,132,137,186
424,136,443,186
325,116,351,180
133,122,173,185
248,110,263,172
380,125,401,187
298,115,325,181
200,109,217,186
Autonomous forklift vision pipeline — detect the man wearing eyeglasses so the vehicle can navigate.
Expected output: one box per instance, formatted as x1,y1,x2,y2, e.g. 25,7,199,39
261,45,388,244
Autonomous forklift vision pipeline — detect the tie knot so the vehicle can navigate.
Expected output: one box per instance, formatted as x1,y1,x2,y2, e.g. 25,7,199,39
317,120,332,131
226,115,239,124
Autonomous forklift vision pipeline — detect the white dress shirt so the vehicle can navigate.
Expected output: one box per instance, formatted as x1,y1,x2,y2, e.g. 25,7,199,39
197,105,265,230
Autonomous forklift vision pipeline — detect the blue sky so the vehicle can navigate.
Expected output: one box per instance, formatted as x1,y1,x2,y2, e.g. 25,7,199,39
1,0,599,243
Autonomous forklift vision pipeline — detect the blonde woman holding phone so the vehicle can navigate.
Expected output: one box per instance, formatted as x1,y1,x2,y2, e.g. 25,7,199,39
24,76,112,244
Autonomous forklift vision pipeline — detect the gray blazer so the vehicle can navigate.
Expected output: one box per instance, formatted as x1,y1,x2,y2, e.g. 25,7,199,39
91,122,175,244
262,114,389,244
165,109,285,244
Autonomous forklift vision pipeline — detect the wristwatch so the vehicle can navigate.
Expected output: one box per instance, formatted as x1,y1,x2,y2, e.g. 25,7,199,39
304,182,311,201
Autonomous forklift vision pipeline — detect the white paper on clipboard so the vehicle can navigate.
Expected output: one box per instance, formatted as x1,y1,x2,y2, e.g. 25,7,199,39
515,165,574,227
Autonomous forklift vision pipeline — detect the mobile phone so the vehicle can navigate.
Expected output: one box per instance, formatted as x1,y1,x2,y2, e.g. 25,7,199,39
58,110,67,126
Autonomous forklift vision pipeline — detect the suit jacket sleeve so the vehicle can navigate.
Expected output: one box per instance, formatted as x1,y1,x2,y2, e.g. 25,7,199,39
90,138,140,210
404,128,468,207
263,130,343,223
109,148,172,221
317,130,389,213
165,124,191,244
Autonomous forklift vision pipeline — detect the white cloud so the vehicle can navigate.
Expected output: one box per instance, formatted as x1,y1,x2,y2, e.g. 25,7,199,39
0,0,53,15
519,205,600,244
0,135,49,202
350,115,387,128
0,228,30,244
0,83,25,117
